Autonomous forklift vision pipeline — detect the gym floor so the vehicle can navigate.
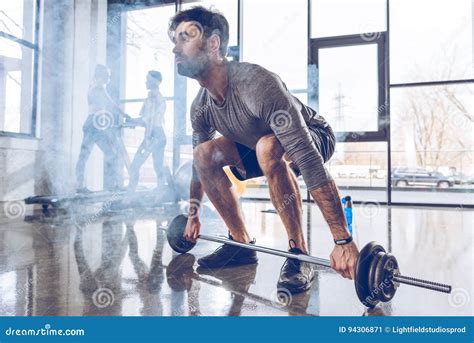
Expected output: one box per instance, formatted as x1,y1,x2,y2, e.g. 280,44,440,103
0,201,472,316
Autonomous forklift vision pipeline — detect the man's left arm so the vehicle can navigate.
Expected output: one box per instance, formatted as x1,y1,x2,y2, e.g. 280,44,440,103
245,72,359,279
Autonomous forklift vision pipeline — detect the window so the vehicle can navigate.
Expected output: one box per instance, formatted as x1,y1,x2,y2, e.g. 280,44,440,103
242,0,308,92
0,0,38,136
311,0,386,38
390,0,473,84
123,4,176,187
390,84,473,205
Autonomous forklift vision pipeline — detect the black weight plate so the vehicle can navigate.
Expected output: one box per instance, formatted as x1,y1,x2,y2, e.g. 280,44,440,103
355,241,386,308
368,251,385,300
374,253,398,302
166,214,197,253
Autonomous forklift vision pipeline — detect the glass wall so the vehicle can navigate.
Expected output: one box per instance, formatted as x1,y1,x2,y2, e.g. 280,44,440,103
117,0,472,206
389,0,474,205
123,4,176,188
0,0,38,136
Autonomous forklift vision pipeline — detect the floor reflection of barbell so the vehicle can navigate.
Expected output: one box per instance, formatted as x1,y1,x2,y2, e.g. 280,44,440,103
163,214,452,308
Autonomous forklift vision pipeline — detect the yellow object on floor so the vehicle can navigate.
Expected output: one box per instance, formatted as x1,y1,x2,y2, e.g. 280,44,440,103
223,165,247,195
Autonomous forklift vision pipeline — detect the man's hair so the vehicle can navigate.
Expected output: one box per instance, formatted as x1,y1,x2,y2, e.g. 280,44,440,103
169,6,229,58
148,70,162,82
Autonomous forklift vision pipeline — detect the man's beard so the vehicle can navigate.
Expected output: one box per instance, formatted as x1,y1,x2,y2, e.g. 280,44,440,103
176,53,209,79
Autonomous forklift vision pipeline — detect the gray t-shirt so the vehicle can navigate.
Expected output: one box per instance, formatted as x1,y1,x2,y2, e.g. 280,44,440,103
191,61,332,191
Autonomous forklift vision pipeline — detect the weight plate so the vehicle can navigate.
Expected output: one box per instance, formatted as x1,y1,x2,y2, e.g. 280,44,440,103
368,251,385,299
355,241,386,308
166,214,197,253
374,253,398,302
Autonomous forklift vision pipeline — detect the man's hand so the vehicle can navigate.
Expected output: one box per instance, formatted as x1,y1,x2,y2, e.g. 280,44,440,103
330,242,359,279
184,216,201,242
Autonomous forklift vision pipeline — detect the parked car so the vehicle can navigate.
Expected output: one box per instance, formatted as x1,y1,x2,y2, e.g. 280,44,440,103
391,168,454,188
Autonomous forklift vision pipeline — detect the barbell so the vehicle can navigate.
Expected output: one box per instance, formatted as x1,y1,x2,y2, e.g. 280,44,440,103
164,214,452,308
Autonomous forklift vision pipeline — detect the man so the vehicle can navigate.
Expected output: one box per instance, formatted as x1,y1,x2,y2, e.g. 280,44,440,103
127,71,167,191
76,64,130,193
169,7,359,294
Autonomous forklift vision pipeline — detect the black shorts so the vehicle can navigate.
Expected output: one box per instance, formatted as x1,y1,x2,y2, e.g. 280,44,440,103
231,125,336,181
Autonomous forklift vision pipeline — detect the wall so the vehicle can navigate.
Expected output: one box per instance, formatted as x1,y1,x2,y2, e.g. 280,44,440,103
0,0,108,202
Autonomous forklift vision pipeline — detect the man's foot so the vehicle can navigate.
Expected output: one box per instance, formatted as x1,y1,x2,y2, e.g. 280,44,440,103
76,187,93,194
197,235,258,268
277,246,315,294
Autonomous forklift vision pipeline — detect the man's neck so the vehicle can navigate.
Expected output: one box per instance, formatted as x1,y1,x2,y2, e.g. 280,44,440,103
197,60,228,105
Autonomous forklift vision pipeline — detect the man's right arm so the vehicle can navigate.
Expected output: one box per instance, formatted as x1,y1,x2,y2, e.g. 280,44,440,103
184,104,215,241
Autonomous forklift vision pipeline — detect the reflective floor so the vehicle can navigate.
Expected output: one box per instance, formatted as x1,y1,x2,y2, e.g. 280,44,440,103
0,200,472,316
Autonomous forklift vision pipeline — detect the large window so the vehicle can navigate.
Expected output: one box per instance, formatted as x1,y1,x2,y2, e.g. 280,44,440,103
242,0,308,99
388,0,474,205
389,0,473,84
123,4,176,188
0,0,38,136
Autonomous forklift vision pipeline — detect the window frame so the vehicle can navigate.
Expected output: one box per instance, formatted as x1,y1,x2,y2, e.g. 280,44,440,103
0,0,40,138
309,32,388,143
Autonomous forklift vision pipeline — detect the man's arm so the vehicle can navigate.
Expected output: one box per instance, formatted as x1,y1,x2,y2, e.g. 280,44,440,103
242,68,358,278
184,102,215,241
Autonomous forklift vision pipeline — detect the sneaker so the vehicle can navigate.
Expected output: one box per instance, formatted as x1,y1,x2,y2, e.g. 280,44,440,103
277,246,315,294
197,235,258,268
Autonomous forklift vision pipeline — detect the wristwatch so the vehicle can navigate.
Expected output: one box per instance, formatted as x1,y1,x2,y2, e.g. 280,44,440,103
334,236,353,245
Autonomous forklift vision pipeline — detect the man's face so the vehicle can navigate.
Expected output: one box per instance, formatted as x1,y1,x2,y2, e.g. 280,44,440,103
172,21,210,79
146,75,159,90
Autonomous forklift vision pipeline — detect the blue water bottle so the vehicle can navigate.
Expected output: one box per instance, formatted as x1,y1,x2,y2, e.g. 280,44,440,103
342,196,353,236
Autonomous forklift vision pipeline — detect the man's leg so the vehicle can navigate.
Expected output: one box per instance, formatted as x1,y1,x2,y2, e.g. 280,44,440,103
193,136,251,243
127,140,152,191
151,129,167,187
75,130,96,191
255,134,307,253
256,134,315,293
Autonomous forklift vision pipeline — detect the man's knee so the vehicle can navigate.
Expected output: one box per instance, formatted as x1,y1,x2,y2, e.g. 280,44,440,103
193,141,226,172
255,135,285,175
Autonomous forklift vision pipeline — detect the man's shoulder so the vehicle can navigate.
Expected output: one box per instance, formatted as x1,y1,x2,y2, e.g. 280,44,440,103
229,61,280,91
230,61,275,81
190,88,208,115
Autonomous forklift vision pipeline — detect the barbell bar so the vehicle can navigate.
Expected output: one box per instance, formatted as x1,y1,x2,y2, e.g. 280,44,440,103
164,214,452,307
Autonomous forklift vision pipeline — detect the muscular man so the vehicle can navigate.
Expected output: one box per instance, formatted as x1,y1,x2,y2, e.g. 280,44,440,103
127,71,167,191
169,7,359,294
